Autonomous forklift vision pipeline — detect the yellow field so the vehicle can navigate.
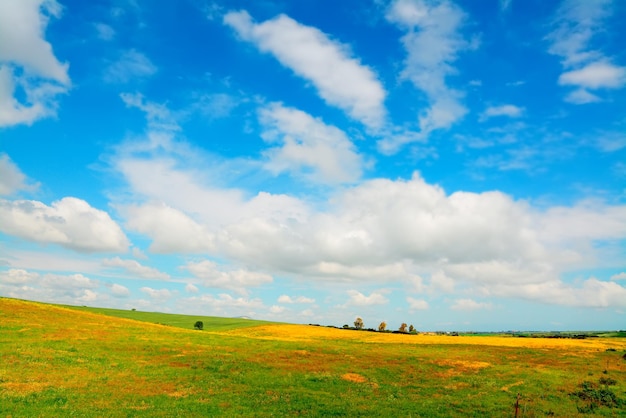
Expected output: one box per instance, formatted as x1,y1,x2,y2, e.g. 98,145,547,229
223,323,626,351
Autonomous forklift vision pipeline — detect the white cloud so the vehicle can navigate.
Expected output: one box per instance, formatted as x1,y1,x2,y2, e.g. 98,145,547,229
185,283,199,293
110,283,130,297
564,88,601,104
120,92,180,132
0,197,129,253
611,272,626,281
269,305,285,314
176,293,265,318
382,0,473,151
496,278,626,308
104,50,157,83
407,297,429,311
184,260,273,295
102,256,170,280
122,202,214,253
547,0,624,102
140,287,172,299
559,61,626,89
596,133,626,152
94,22,115,41
345,290,389,306
0,154,38,196
109,116,626,310
0,0,70,127
224,10,386,129
480,104,525,121
0,268,101,304
259,102,364,184
450,298,492,311
277,295,315,304
546,0,611,67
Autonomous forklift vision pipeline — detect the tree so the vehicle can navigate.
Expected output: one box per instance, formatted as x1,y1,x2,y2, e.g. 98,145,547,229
399,323,408,333
354,317,364,330
194,321,204,330
378,321,387,332
409,324,415,333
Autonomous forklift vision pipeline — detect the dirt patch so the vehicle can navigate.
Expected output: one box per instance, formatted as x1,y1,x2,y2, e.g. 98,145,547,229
341,373,368,383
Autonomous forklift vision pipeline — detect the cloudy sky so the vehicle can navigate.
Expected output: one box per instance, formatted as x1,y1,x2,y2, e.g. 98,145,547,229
1,0,625,331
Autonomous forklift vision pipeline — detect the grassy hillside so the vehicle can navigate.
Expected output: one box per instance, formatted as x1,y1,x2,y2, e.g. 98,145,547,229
63,304,277,331
1,297,625,416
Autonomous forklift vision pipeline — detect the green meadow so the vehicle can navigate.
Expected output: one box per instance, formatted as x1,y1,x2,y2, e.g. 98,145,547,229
1,297,625,417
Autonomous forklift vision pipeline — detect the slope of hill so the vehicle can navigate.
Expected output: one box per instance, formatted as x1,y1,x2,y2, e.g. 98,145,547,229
2,297,625,416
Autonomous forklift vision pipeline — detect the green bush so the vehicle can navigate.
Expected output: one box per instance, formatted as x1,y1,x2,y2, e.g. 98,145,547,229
194,321,204,330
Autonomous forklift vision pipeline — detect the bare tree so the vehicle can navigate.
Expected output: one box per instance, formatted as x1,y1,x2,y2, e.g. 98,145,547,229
378,321,387,332
354,317,364,330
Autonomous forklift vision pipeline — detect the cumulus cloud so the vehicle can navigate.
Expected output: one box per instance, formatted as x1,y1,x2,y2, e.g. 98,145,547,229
611,272,626,281
381,0,473,151
102,256,170,280
224,10,386,129
0,268,100,304
259,102,364,184
0,154,38,196
278,295,315,304
109,115,626,310
407,297,429,311
184,260,273,295
345,290,389,306
0,197,129,252
0,0,70,127
547,0,625,102
104,49,157,83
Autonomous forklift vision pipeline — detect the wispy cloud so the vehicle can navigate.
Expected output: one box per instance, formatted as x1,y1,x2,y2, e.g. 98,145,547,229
102,257,170,280
380,0,475,152
104,49,157,83
547,0,625,103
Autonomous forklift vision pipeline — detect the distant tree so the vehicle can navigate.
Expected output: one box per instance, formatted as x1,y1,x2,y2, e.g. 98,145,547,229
354,317,364,330
343,324,350,329
194,321,204,330
409,324,415,333
378,321,387,332
399,323,408,333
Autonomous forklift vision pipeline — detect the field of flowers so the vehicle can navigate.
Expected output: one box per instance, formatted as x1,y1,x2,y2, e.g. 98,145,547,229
1,297,625,416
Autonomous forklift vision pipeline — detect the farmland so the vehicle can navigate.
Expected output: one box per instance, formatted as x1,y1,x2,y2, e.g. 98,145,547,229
1,297,625,416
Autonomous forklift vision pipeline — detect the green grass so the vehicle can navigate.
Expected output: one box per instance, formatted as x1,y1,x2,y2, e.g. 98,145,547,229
62,304,277,331
2,297,626,417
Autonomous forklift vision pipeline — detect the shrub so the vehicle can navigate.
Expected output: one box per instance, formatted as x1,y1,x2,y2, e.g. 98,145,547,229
194,321,204,330
571,380,623,410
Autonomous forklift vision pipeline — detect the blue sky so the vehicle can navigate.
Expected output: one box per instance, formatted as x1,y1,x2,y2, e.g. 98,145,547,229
1,0,625,331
